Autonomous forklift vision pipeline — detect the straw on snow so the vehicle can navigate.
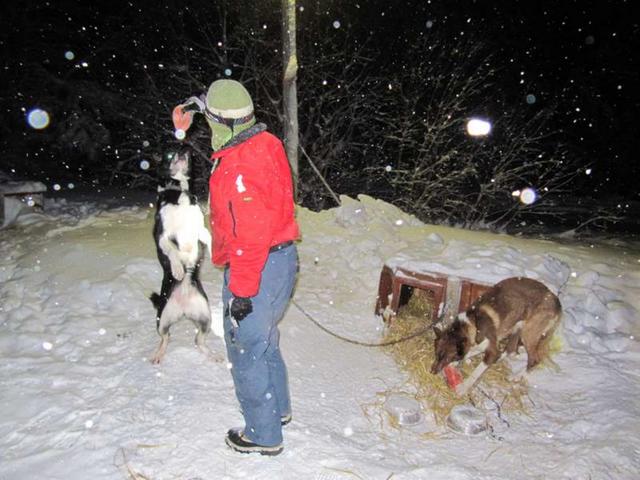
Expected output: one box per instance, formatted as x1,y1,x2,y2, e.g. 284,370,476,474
383,291,530,424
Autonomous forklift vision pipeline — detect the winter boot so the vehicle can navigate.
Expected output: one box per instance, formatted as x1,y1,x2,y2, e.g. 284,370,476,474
225,428,284,456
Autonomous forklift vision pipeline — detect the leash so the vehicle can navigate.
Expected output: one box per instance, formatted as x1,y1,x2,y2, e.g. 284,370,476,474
291,299,435,348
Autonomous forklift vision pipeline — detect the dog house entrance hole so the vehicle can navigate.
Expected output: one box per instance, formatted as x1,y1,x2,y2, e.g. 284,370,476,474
396,285,436,322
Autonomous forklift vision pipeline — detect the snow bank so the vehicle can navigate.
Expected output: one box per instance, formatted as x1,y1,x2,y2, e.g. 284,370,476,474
1,192,639,479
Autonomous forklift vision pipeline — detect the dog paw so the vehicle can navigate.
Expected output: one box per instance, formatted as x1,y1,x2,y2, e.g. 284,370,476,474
171,262,185,280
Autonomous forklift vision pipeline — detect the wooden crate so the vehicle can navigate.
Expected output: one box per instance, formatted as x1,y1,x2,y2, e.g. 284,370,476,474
375,264,491,323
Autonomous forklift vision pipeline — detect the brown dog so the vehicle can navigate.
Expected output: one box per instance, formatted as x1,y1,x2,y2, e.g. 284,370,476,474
431,277,561,396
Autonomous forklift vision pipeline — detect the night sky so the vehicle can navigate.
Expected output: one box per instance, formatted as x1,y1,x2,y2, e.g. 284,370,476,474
360,0,639,197
1,0,638,226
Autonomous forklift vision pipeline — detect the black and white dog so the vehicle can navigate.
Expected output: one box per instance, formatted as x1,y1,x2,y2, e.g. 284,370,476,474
149,148,213,364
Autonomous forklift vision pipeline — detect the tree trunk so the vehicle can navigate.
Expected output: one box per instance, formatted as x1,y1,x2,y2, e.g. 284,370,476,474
282,0,299,194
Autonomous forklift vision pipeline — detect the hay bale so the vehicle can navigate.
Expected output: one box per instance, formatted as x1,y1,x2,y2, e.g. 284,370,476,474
384,290,530,424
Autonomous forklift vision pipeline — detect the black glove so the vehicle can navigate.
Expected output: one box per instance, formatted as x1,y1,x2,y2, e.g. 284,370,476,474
230,296,253,322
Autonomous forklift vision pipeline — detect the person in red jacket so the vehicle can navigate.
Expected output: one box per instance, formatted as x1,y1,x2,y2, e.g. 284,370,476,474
205,79,300,456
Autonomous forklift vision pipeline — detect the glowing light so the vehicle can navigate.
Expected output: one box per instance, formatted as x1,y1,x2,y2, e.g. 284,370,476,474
53,183,61,191
585,168,592,175
65,50,75,60
466,118,491,136
518,187,537,205
224,68,232,76
526,94,536,104
26,108,50,130
426,20,434,29
174,129,186,140
385,165,392,172
139,160,150,170
333,20,341,29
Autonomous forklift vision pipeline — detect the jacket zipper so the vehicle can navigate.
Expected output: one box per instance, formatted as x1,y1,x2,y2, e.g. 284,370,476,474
228,201,237,237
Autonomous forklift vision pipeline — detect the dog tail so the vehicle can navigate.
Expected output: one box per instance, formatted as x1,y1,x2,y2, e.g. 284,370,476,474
149,292,163,310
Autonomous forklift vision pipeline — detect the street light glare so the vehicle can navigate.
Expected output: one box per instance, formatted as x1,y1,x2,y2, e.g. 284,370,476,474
466,118,492,136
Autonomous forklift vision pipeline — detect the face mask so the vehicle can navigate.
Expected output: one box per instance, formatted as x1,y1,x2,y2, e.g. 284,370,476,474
207,119,233,151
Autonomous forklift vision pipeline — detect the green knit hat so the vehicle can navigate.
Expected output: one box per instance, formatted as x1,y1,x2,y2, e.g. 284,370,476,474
205,79,256,151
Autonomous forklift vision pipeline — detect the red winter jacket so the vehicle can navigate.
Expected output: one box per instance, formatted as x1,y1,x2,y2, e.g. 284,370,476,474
208,126,300,297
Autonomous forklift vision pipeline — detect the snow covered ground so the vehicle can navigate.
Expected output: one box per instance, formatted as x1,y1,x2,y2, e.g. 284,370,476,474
1,193,639,479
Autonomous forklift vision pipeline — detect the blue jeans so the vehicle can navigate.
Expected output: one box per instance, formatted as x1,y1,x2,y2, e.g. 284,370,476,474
222,244,298,446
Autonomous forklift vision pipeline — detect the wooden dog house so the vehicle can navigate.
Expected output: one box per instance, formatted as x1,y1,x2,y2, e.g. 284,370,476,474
375,264,491,323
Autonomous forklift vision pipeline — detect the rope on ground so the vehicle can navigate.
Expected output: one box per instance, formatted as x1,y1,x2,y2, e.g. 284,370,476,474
291,299,433,348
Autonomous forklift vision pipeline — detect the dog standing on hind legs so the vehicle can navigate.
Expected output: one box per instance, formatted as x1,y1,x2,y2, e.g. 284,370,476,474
149,148,214,364
431,277,562,396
